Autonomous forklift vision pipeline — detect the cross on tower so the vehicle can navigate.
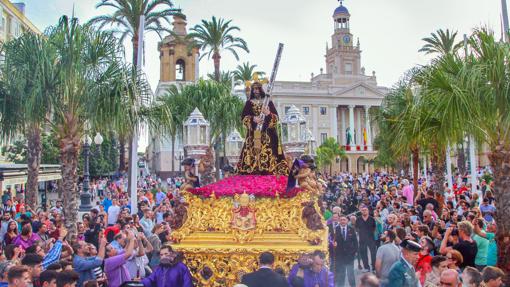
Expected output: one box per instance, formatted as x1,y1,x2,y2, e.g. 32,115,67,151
338,0,344,5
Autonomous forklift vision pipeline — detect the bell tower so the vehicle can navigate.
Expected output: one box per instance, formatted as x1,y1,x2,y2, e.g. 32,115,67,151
158,13,199,82
325,1,362,83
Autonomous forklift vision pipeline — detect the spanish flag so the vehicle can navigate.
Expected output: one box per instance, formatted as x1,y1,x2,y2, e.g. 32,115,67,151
363,128,367,146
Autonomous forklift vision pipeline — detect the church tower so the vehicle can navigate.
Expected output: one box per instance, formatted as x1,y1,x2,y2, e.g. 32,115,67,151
325,2,362,85
158,13,199,82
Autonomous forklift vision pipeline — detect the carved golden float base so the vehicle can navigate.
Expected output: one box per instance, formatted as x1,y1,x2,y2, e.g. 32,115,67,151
172,187,328,286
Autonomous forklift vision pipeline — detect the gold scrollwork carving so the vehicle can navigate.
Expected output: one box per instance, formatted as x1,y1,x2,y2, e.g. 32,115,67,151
180,247,324,287
171,188,328,286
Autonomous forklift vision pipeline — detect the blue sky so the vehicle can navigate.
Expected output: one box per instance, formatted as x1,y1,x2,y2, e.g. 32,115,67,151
22,0,502,90
21,0,503,150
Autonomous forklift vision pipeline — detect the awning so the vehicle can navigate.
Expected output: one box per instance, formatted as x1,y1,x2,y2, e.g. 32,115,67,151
1,174,61,186
0,164,62,187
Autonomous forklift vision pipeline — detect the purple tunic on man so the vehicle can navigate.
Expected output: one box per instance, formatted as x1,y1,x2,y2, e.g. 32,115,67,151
287,264,334,287
141,262,193,287
104,253,131,287
12,233,41,249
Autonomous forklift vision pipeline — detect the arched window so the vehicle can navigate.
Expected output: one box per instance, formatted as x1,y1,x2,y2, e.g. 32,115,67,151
176,59,185,81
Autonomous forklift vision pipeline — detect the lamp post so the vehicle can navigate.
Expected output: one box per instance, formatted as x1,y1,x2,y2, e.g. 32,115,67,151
183,108,210,174
79,129,103,211
281,105,307,159
175,149,184,176
225,129,244,167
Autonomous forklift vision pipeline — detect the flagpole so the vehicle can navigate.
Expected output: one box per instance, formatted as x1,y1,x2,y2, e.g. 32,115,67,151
129,15,145,215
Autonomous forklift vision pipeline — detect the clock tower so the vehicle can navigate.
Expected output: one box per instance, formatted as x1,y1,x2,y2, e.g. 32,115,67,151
326,1,362,84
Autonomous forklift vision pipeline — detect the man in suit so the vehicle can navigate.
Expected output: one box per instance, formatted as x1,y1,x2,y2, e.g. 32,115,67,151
333,213,358,287
385,239,422,287
241,252,288,287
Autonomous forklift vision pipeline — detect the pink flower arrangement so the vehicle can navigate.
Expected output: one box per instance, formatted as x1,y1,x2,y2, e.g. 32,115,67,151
189,175,303,198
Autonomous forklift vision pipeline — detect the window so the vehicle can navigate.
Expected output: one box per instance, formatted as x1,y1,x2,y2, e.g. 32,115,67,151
10,19,16,36
302,106,310,115
345,63,353,75
284,106,291,114
16,23,21,36
175,59,185,81
320,107,327,115
0,7,4,32
320,133,328,144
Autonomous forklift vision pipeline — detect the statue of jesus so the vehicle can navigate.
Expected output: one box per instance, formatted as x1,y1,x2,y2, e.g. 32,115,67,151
237,82,289,175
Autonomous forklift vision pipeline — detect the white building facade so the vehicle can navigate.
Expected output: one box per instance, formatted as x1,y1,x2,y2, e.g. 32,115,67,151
272,3,388,174
148,4,389,177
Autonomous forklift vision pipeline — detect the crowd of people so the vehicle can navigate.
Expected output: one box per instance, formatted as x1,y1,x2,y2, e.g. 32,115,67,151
315,170,506,287
0,168,507,287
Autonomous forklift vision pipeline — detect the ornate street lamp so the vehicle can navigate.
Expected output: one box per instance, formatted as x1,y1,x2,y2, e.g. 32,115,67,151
225,129,244,166
183,108,210,160
281,105,307,159
79,124,103,211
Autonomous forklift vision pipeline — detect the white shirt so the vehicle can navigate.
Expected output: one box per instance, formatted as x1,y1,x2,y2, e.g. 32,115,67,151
107,205,120,225
340,225,348,239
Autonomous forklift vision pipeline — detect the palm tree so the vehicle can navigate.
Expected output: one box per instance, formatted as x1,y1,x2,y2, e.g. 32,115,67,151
315,137,345,175
89,0,179,172
48,16,125,234
419,28,467,176
414,54,467,195
420,29,510,272
207,70,234,87
45,16,170,235
232,62,265,86
160,80,244,174
159,84,194,173
374,72,419,190
189,16,249,81
0,32,57,210
89,0,178,65
419,28,463,55
390,78,423,191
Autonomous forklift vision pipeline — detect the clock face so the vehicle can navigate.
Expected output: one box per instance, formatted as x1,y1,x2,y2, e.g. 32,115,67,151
343,35,350,44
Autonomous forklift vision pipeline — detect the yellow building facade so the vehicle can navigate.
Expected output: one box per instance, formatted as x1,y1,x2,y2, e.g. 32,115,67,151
0,1,40,164
158,14,199,83
0,0,39,43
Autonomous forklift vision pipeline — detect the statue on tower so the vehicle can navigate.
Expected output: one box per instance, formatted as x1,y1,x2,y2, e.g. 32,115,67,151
237,82,289,175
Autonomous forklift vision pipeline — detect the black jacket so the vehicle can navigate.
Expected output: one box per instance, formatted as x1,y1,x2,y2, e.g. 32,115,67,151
241,268,288,287
333,225,358,262
356,215,376,242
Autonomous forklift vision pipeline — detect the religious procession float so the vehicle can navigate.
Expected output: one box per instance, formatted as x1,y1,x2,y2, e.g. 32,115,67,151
170,44,329,286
